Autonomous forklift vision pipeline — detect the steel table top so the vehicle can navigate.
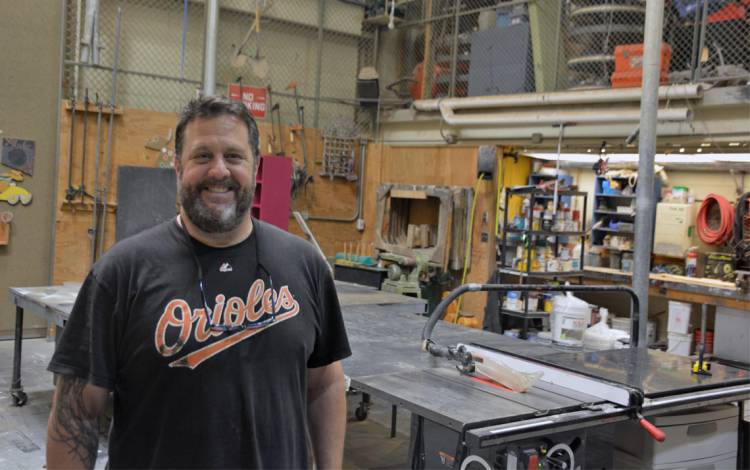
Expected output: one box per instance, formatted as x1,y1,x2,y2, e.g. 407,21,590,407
533,347,750,398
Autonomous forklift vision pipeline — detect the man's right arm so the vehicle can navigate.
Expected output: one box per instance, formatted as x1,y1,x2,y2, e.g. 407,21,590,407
46,375,109,470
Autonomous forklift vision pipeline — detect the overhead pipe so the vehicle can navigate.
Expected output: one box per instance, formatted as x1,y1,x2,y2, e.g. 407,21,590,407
414,84,702,112
202,0,219,96
632,0,665,349
437,105,690,126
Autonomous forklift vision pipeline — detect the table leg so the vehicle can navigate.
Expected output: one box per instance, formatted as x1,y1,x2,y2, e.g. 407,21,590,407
10,305,27,406
390,404,398,438
739,399,748,470
355,392,370,421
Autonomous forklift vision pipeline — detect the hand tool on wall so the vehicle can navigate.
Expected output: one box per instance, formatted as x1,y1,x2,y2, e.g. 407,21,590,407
99,5,122,258
90,94,103,264
64,90,78,203
81,0,100,64
286,81,311,185
266,85,276,154
230,0,266,73
248,0,268,79
271,101,283,155
79,88,92,203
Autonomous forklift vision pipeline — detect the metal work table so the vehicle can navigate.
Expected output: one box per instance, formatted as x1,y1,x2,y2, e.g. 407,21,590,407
6,281,426,406
8,284,81,405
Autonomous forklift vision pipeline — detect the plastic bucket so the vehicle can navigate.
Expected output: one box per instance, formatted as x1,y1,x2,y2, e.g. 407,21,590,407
667,331,692,356
552,293,589,348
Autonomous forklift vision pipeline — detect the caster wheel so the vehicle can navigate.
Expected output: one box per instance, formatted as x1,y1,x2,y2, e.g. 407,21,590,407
355,405,368,421
11,391,27,407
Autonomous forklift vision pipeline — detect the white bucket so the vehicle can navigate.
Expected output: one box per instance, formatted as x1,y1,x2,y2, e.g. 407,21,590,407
667,331,692,356
552,292,589,348
668,301,691,335
611,317,656,345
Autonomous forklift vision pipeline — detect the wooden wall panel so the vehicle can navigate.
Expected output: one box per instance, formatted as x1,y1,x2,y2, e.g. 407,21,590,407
54,104,178,284
53,102,362,282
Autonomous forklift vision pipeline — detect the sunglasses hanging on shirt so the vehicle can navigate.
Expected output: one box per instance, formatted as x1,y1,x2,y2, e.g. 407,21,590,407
177,216,277,332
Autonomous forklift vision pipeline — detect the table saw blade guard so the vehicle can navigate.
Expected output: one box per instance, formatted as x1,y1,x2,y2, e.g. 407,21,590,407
471,349,542,392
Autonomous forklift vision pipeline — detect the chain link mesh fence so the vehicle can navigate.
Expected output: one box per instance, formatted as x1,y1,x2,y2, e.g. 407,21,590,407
63,0,373,137
371,0,749,102
63,0,749,136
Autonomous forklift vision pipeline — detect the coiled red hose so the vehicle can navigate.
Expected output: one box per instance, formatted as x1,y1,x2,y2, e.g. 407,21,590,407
697,194,734,245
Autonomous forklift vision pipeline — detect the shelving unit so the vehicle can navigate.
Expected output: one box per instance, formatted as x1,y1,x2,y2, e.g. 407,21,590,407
252,155,292,231
496,186,588,339
592,175,638,247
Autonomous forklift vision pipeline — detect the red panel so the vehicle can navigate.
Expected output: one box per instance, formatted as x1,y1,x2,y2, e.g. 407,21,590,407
254,155,292,231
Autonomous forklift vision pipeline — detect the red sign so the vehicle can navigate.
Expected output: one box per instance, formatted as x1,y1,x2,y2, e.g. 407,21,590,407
227,83,267,119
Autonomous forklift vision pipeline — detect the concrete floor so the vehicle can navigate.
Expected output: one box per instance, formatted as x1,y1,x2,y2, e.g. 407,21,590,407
0,338,411,469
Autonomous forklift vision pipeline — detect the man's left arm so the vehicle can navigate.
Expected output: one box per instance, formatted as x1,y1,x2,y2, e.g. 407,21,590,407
307,360,347,469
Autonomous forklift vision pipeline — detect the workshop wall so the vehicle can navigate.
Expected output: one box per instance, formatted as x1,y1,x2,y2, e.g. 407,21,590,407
0,1,64,337
53,102,359,285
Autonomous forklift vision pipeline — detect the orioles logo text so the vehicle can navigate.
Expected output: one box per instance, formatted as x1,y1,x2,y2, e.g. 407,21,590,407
154,279,299,369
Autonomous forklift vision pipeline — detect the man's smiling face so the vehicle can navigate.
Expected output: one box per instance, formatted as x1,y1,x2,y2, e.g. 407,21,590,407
175,114,257,233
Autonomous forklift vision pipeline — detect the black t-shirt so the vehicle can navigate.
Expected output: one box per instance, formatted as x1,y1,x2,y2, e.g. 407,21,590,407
49,219,351,469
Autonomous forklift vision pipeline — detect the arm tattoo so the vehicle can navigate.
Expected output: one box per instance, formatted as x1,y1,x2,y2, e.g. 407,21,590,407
50,376,100,469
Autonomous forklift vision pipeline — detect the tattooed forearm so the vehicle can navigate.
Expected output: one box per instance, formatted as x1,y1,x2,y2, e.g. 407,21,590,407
49,376,100,469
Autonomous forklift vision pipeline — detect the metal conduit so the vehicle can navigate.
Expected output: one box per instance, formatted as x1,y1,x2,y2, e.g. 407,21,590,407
413,84,702,112
437,106,690,126
202,0,218,96
633,0,665,348
412,84,703,111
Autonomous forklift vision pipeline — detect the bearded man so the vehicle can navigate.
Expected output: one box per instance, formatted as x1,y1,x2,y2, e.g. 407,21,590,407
46,96,351,469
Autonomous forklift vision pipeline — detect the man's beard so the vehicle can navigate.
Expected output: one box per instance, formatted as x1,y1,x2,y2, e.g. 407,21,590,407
178,177,254,233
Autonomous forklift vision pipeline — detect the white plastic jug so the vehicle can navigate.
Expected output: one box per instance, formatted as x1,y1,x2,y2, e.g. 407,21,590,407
552,292,589,347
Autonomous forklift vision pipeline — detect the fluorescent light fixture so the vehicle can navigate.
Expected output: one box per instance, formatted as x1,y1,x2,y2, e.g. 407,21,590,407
729,142,741,147
527,152,750,165
700,142,711,147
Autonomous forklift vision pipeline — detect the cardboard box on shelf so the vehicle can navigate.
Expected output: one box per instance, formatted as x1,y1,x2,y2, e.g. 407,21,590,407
653,203,698,258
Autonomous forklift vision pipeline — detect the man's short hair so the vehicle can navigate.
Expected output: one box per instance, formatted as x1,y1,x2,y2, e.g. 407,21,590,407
175,95,260,163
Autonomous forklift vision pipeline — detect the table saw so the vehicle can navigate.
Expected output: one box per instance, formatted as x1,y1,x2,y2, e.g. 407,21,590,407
345,283,750,469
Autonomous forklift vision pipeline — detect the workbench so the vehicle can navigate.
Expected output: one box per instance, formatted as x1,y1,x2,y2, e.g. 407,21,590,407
6,281,426,406
583,266,750,311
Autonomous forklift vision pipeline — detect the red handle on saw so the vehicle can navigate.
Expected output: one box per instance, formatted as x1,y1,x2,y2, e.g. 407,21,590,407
638,415,666,442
